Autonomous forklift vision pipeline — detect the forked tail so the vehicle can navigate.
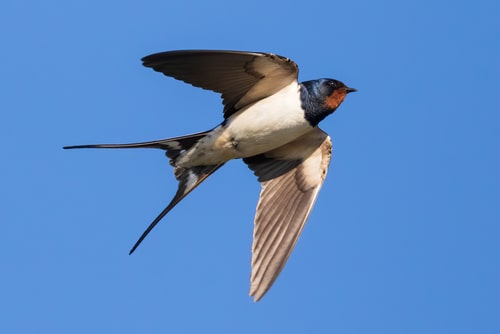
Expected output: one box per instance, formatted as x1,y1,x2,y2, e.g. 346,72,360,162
64,131,224,253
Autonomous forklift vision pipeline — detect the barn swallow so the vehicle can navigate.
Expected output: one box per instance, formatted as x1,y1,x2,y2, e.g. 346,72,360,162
64,50,356,301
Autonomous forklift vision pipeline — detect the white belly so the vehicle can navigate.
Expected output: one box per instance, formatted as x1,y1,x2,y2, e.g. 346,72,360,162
177,81,313,167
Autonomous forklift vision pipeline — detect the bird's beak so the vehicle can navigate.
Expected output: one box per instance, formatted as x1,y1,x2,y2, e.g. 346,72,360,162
345,87,357,93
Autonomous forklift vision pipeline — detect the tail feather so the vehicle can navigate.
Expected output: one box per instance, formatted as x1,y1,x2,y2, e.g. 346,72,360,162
64,130,224,253
64,130,211,162
129,163,224,254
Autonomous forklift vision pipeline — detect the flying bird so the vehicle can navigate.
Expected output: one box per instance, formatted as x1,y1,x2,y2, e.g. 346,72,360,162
64,50,356,301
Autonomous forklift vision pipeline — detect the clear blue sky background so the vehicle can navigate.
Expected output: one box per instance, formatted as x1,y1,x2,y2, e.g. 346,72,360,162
2,0,499,333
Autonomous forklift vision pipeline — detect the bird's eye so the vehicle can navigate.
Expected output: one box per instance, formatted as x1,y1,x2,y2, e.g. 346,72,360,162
320,80,337,95
327,80,338,88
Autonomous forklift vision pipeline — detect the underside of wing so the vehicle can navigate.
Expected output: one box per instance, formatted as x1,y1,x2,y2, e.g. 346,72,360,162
243,128,332,301
142,50,299,118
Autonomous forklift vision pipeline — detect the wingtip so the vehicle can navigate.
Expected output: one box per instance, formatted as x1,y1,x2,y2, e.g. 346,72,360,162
249,285,265,302
252,295,262,303
250,291,266,303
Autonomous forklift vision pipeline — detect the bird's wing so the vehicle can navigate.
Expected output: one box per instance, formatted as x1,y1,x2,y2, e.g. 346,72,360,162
243,128,332,301
142,50,299,119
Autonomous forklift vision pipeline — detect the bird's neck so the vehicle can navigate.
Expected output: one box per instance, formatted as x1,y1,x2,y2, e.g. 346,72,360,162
300,85,336,127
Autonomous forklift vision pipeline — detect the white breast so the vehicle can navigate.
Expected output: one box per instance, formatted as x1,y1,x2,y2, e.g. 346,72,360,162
177,81,313,167
226,81,312,153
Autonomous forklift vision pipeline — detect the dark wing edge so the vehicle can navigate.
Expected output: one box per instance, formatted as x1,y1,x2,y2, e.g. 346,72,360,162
141,50,299,118
244,128,332,302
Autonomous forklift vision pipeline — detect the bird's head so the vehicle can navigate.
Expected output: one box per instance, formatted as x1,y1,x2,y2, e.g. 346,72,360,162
315,78,357,111
301,78,356,126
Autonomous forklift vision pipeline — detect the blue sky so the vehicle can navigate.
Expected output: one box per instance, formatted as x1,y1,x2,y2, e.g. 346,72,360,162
2,0,499,333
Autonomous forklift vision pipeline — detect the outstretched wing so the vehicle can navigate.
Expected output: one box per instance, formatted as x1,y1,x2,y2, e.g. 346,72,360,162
142,50,299,119
244,128,332,301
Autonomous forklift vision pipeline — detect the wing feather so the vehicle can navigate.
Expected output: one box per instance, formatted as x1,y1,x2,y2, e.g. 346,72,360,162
244,128,332,301
142,50,299,118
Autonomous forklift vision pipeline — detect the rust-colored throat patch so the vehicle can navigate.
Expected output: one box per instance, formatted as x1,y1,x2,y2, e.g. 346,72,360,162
324,89,348,110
